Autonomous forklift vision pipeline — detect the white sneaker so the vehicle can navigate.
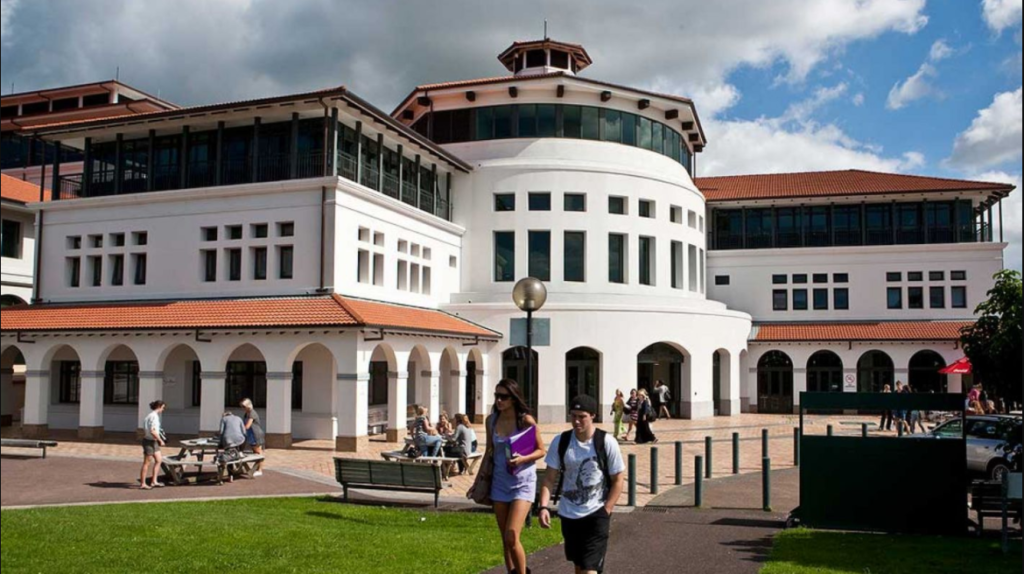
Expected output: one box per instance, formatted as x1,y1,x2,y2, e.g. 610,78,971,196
253,471,263,478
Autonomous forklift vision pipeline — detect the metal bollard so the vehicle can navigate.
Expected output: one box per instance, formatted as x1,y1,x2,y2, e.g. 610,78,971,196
827,425,834,437
705,436,713,479
628,454,637,507
675,441,684,486
651,447,660,495
695,456,704,508
794,427,801,467
762,428,769,459
898,422,904,438
862,423,869,438
763,457,772,512
732,432,740,475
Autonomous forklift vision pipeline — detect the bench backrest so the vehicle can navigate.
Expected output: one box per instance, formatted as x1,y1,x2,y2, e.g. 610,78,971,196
334,459,441,489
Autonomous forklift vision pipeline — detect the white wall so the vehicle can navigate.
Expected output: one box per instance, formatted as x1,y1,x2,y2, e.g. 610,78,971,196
1,205,35,302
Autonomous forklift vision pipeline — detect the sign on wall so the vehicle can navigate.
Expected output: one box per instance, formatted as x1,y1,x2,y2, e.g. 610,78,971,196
510,318,551,347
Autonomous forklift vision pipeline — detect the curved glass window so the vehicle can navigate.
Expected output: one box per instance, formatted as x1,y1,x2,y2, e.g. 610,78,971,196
419,104,695,174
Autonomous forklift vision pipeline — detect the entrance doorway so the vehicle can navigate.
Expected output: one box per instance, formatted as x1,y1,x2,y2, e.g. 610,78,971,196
808,351,844,393
857,351,894,394
466,361,478,422
757,351,794,414
637,343,685,418
502,347,539,415
909,351,948,394
566,348,601,423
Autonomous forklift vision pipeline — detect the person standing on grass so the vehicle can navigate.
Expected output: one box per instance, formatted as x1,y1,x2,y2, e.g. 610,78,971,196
611,390,626,441
539,395,626,574
489,379,546,574
241,399,265,477
139,400,166,490
654,380,672,420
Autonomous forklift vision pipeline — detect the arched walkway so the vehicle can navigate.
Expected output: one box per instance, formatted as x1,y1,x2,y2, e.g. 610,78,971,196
909,351,948,394
637,343,690,419
368,344,396,436
466,348,484,423
807,351,844,394
1,346,26,428
858,351,894,394
157,344,203,436
0,295,27,308
566,347,601,422
440,347,461,418
407,345,431,418
502,347,539,415
290,343,337,441
757,351,794,415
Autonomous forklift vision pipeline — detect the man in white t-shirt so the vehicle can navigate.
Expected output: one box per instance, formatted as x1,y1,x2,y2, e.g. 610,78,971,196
539,395,626,574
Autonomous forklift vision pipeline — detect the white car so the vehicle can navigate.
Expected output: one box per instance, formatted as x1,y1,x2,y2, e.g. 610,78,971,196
920,415,1022,482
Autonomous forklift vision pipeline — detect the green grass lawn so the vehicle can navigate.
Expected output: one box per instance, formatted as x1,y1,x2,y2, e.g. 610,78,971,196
762,529,1022,574
1,498,563,574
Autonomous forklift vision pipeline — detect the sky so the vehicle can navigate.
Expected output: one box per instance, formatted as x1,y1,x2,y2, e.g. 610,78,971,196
2,0,1021,269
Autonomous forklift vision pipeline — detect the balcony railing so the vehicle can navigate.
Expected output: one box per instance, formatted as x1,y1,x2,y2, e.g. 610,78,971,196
361,165,380,190
401,182,418,207
381,173,401,200
338,153,358,182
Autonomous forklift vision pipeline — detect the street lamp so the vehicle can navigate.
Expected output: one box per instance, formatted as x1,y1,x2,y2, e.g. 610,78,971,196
513,278,547,410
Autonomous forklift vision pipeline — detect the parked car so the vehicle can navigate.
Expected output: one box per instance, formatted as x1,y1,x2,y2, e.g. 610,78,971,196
908,415,1022,482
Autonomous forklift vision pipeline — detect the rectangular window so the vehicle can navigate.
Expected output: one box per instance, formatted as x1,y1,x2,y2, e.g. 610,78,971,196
834,273,850,284
227,225,243,241
495,193,516,212
495,232,515,282
834,288,850,310
929,271,945,282
670,206,683,225
373,253,385,287
563,106,582,139
68,236,82,250
564,232,586,283
773,275,788,285
292,362,304,412
202,227,218,242
529,192,552,211
602,110,622,143
518,104,538,138
813,274,829,284
227,249,242,282
537,105,557,138
202,250,217,283
908,272,924,282
639,117,653,150
609,234,627,284
688,244,699,291
476,107,496,140
715,275,731,286
622,113,637,146
90,235,103,249
793,274,808,285
564,193,587,212
358,250,370,284
68,257,81,288
581,107,600,140
639,237,655,286
132,254,147,286
930,286,946,309
887,272,902,282
813,289,829,311
225,362,267,410
908,287,925,309
90,256,103,287
111,233,126,248
252,224,269,239
793,289,809,311
639,200,654,219
253,247,268,281
609,196,627,215
529,231,552,282
58,361,81,404
494,106,513,139
671,242,684,289
888,287,903,310
833,205,862,246
951,271,967,281
278,222,295,237
952,286,968,309
368,362,388,407
104,361,140,405
397,260,409,291
773,290,789,311
1,219,23,259
133,232,148,246
278,246,294,280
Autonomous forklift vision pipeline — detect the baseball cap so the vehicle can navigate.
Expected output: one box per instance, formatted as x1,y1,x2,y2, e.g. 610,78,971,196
569,395,598,416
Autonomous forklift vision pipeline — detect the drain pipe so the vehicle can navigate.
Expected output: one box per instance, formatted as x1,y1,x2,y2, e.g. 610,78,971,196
31,136,46,304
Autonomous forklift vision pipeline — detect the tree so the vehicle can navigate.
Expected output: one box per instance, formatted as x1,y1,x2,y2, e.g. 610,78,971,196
960,269,1022,407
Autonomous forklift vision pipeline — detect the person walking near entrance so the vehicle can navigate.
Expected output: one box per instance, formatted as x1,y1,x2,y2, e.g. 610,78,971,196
483,379,547,574
611,390,626,441
654,380,672,420
880,384,894,432
539,395,626,574
138,400,166,490
635,389,658,445
241,399,265,477
624,390,639,442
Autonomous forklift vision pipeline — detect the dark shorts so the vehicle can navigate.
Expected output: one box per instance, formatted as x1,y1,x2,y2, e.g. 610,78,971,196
142,439,160,457
561,508,611,573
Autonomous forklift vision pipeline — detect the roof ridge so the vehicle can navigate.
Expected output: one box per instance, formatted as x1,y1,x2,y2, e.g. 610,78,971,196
331,294,367,325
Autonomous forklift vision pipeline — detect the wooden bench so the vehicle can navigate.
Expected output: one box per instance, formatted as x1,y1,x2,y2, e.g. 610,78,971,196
161,454,265,486
335,458,443,507
1,438,59,459
970,480,1022,536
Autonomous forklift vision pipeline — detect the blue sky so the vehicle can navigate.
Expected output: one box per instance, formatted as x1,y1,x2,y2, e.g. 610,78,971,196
2,0,1021,268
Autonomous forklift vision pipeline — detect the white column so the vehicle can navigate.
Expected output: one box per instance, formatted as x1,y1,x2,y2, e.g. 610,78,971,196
720,352,742,416
744,367,758,413
22,369,50,438
684,355,714,420
336,372,369,452
137,371,164,438
428,372,441,420
265,371,293,448
78,370,105,440
1,368,13,427
386,371,409,443
199,371,226,436
793,369,808,413
475,368,490,424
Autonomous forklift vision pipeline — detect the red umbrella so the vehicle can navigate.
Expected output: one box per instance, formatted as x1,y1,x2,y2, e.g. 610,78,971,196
939,357,972,375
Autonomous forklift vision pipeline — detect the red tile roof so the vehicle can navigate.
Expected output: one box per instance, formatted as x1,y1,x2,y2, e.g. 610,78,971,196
0,296,500,339
697,170,1016,202
753,321,973,343
1,174,50,204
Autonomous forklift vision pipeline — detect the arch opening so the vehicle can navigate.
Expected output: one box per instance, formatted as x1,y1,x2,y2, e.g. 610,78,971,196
566,347,601,423
757,351,794,415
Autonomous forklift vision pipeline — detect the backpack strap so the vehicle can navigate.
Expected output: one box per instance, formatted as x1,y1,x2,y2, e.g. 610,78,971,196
593,429,611,501
554,431,574,502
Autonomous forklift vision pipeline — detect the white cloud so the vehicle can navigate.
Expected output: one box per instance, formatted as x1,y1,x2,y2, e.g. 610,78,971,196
781,83,849,123
0,0,17,44
982,0,1023,35
886,40,954,110
852,93,866,106
947,88,1023,170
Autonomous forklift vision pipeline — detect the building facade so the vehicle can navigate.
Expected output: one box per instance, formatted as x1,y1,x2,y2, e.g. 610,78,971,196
0,40,1015,449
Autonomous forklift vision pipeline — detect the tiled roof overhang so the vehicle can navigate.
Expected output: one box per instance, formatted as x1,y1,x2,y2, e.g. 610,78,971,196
751,321,974,343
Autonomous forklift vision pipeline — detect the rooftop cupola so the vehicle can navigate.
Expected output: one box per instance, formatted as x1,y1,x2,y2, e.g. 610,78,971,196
498,39,593,77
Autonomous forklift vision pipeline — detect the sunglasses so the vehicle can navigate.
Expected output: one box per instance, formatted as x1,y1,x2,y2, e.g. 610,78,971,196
494,393,512,402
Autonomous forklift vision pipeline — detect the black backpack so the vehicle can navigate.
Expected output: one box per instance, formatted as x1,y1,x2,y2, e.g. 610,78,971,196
555,429,611,503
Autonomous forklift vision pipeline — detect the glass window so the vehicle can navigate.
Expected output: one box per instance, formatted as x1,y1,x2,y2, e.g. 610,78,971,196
227,249,242,282
639,200,654,219
529,193,552,211
773,275,788,285
887,272,902,282
518,104,538,138
776,208,803,248
793,274,808,285
929,271,945,281
581,107,600,140
834,288,850,310
951,271,967,281
834,273,850,284
746,209,773,249
538,105,557,137
813,274,829,284
888,287,903,310
90,256,103,287
621,113,637,146
104,361,140,405
564,232,586,283
494,106,513,139
814,289,829,310
133,254,147,286
58,361,82,404
495,232,515,282
715,276,731,286
652,123,663,155
671,241,684,289
714,210,744,250
806,206,830,247
609,196,627,215
529,231,551,282
773,290,788,311
639,118,653,150
563,106,582,139
908,272,924,282
203,227,218,242
603,110,622,143
68,257,81,288
609,234,626,284
476,107,495,140
203,251,217,282
896,203,923,244
865,205,893,246
908,287,924,309
495,194,516,212
252,224,268,239
639,237,655,286
110,255,124,287
926,202,955,243
279,246,294,280
833,205,862,246
952,286,968,309
930,286,946,309
253,247,268,281
793,289,809,311
1,219,22,259
564,194,586,212
278,222,295,238
225,362,267,409
227,225,243,241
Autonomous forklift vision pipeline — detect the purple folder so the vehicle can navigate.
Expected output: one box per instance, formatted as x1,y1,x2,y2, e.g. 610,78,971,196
508,426,537,475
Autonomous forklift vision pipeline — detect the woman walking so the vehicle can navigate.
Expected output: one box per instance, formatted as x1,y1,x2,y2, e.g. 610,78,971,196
241,399,265,477
139,400,166,490
611,390,626,440
488,379,546,574
635,389,658,445
624,389,639,442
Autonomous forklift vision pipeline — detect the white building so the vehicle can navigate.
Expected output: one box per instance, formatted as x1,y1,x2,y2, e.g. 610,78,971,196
0,39,1015,449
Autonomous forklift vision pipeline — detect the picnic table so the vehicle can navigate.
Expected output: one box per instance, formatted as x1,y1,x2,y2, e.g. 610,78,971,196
177,438,222,461
160,438,264,486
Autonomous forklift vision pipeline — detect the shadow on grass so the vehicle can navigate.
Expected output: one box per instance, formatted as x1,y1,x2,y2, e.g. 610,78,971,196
304,511,377,526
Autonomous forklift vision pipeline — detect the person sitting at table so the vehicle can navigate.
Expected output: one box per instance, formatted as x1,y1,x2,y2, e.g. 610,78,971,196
452,413,478,475
437,412,455,438
241,399,265,477
220,411,248,452
412,406,444,458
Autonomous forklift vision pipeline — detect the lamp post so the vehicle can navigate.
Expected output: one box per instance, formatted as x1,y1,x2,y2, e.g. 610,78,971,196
513,278,548,411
